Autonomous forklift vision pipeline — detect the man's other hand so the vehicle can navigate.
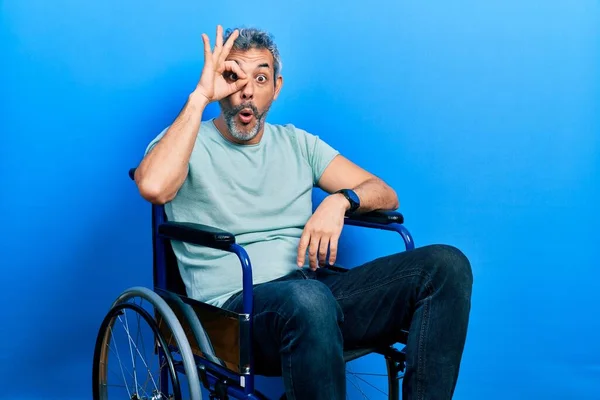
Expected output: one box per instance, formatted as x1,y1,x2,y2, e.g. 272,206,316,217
297,194,349,270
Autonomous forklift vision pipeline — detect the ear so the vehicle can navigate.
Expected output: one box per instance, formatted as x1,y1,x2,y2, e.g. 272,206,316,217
273,75,284,100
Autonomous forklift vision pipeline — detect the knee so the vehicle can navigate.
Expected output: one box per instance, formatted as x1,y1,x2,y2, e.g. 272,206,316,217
284,281,344,333
423,244,473,296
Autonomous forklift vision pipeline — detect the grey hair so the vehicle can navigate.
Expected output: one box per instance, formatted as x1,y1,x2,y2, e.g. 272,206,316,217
223,27,282,79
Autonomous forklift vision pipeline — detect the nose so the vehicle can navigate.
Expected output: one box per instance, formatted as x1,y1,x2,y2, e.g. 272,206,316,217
240,79,254,100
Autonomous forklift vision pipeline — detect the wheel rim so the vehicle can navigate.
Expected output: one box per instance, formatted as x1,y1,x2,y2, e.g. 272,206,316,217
93,300,181,399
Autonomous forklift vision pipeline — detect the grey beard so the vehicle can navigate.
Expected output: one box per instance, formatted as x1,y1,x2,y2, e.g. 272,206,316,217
222,102,268,142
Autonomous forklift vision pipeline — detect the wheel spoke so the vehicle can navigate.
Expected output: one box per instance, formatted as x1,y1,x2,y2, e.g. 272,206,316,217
349,372,388,396
108,324,133,398
347,372,370,399
348,372,388,377
117,312,160,394
122,310,141,397
136,302,152,396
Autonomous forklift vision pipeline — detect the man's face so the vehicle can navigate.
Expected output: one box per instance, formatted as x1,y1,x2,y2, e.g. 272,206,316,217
219,48,282,142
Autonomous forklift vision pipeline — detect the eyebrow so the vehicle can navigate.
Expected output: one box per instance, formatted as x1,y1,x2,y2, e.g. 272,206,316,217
232,59,271,71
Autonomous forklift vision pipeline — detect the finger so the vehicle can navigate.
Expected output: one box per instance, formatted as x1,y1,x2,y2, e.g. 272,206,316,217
328,235,339,266
219,29,239,64
201,33,212,61
318,236,330,266
215,25,223,50
297,232,310,267
228,78,249,95
308,235,320,270
222,62,249,96
223,60,248,80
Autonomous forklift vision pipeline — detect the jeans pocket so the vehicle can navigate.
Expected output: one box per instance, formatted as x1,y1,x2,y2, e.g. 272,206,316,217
298,267,316,280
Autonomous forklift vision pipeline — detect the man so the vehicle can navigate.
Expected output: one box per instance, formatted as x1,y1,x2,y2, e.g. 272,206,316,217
135,25,473,400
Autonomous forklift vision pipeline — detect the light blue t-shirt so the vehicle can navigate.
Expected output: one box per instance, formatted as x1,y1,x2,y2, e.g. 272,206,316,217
144,119,339,307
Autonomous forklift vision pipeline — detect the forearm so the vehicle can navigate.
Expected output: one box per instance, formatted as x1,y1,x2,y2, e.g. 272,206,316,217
352,177,399,213
135,91,208,204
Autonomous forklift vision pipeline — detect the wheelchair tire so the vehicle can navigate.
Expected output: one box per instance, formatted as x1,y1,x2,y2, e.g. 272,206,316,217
92,286,202,400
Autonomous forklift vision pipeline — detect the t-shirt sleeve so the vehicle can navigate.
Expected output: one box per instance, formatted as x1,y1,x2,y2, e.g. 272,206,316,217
293,126,340,185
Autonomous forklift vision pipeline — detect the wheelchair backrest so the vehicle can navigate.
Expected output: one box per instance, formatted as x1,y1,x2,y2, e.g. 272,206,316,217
152,203,187,295
129,167,187,295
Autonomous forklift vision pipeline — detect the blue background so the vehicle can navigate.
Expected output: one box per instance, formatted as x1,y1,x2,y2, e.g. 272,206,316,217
1,0,598,398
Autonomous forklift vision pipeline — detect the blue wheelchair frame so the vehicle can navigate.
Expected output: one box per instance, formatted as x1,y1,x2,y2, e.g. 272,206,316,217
132,168,415,399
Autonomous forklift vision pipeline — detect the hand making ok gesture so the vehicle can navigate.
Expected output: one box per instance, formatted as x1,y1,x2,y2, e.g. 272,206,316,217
195,25,249,103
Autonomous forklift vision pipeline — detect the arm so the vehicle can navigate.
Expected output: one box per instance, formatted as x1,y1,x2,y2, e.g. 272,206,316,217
297,154,399,269
134,94,208,204
316,155,399,212
135,25,249,204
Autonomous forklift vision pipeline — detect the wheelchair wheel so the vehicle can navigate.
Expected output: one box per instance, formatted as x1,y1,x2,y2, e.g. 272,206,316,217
345,350,404,399
93,286,202,400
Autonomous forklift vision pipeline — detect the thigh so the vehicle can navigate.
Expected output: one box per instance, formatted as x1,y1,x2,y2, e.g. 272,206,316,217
222,269,309,315
313,246,442,348
222,269,343,374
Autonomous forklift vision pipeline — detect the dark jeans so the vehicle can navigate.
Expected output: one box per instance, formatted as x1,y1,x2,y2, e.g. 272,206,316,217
222,244,473,400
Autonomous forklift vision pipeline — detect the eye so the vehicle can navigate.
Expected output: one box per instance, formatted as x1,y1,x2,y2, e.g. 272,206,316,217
225,71,238,81
256,75,267,83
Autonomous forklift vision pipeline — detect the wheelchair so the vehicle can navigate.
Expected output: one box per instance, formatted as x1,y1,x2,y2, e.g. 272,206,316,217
92,167,415,400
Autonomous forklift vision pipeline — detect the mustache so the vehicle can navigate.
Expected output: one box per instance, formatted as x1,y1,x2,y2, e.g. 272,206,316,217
224,102,263,118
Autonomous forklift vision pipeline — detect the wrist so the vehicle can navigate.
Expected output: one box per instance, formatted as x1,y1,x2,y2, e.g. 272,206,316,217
331,192,351,211
189,90,210,109
333,188,361,214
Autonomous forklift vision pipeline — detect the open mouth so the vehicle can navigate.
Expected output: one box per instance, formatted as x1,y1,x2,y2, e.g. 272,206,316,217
238,108,255,124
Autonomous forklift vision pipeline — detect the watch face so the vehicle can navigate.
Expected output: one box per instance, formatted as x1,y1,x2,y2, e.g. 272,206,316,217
347,190,360,205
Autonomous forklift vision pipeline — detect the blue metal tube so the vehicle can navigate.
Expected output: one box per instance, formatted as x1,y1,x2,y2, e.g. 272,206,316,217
228,243,254,395
229,244,254,316
343,219,415,251
153,204,167,290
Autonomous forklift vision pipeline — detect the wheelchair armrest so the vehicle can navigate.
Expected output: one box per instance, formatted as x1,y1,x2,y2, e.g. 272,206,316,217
345,210,404,225
158,221,235,250
344,210,414,250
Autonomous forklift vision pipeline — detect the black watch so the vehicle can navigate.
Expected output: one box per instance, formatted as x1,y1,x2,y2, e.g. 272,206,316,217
335,189,360,214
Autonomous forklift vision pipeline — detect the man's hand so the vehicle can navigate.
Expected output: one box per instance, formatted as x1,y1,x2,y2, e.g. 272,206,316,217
195,25,249,103
297,194,350,270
